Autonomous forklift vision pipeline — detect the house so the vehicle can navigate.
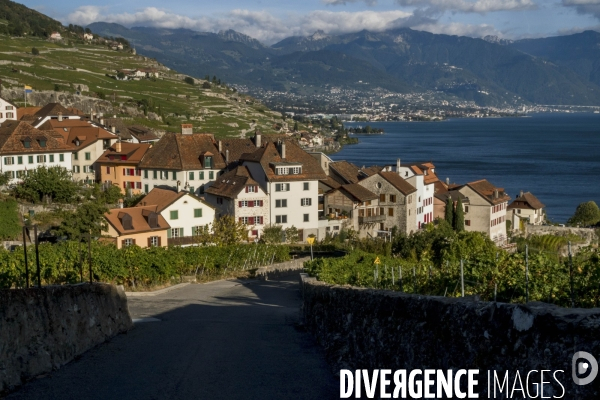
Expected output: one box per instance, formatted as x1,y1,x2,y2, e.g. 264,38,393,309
103,206,170,249
136,187,216,246
434,188,470,222
127,125,159,144
357,171,418,235
239,135,327,239
138,125,226,196
205,166,269,239
96,142,151,194
83,33,94,41
451,180,511,245
49,32,62,40
38,117,118,183
323,183,379,238
0,97,17,127
507,191,545,231
25,103,83,128
0,121,72,183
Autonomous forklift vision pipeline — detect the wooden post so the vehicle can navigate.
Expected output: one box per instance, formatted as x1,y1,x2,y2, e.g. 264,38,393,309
34,225,41,288
22,226,29,288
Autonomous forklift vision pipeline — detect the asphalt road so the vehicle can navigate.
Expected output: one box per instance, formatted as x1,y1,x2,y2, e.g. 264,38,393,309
7,275,338,400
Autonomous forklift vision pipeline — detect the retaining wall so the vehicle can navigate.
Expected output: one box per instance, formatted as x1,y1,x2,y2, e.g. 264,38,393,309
255,257,309,281
300,274,600,398
0,283,132,394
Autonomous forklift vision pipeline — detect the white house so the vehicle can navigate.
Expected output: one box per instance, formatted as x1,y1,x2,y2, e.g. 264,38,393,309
49,32,62,40
240,138,327,240
138,125,226,195
205,166,270,239
28,103,84,128
391,160,437,230
0,121,73,183
136,187,216,245
507,191,546,231
83,33,94,41
38,117,118,183
0,97,17,127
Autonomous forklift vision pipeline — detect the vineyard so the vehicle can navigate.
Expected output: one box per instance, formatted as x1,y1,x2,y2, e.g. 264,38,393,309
304,229,600,308
0,242,290,290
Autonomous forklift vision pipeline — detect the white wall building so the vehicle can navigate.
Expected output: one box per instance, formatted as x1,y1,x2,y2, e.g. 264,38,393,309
0,97,17,127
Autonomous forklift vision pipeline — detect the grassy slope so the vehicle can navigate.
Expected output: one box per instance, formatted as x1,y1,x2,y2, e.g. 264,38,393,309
0,35,285,137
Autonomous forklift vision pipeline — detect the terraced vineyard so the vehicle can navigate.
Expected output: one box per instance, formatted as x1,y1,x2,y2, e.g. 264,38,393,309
0,35,287,137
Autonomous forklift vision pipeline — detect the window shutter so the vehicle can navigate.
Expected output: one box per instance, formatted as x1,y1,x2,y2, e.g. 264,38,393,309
249,217,254,225
249,201,254,207
121,240,126,247
179,228,184,237
148,237,152,247
123,168,125,175
123,182,126,188
132,239,136,246
158,236,162,246
245,186,248,193
239,218,243,223
167,229,172,239
238,201,242,208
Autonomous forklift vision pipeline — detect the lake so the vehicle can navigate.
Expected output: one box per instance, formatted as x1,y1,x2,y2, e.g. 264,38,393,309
331,113,600,223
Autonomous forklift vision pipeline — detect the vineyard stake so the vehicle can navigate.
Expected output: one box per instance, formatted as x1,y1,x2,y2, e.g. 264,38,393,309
413,266,416,294
87,231,92,284
22,226,29,288
460,259,464,297
568,241,574,307
34,225,41,288
525,245,529,303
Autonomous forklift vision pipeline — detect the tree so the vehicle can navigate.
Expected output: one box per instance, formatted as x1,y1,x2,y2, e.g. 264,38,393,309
117,71,126,80
568,201,600,227
31,47,39,55
0,199,21,240
293,122,299,132
13,166,78,203
285,226,299,244
54,84,60,91
262,225,283,244
210,215,247,246
202,82,211,89
445,197,454,226
453,197,465,232
57,200,109,239
0,171,11,186
184,76,195,85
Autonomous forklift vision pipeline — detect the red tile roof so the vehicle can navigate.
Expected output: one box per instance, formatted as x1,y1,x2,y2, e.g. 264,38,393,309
96,142,151,165
104,206,170,235
339,184,378,203
378,172,417,196
0,121,73,154
508,192,545,210
205,166,262,199
463,179,511,205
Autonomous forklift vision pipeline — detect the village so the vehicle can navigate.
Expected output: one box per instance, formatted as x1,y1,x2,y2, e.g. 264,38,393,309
0,97,547,250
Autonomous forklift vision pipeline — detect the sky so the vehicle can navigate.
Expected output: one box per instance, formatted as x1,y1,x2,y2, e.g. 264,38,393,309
18,0,600,44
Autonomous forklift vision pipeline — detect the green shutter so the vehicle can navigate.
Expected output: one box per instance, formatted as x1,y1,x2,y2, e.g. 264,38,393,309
18,156,22,164
170,210,178,220
200,171,204,180
172,171,177,180
194,208,202,218
189,171,194,180
209,171,214,180
144,184,149,193
49,155,54,162
153,170,157,179
167,229,172,239
189,186,194,194
179,227,184,237
144,170,148,179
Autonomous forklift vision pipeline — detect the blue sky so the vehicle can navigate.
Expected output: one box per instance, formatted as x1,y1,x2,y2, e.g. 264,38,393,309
19,0,600,44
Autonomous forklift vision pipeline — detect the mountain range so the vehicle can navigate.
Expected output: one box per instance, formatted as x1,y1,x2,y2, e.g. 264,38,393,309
64,23,592,107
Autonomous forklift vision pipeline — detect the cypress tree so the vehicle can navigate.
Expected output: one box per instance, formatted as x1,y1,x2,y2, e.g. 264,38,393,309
454,197,465,232
445,197,454,226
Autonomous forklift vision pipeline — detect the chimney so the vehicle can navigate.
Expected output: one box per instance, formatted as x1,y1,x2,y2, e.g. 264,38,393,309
520,190,524,198
446,177,450,186
255,130,262,148
218,140,222,152
111,126,116,134
177,180,182,192
115,141,122,153
494,189,499,199
181,124,193,135
226,149,229,163
100,118,104,126
396,158,401,175
58,112,63,122
91,112,96,120
279,140,286,159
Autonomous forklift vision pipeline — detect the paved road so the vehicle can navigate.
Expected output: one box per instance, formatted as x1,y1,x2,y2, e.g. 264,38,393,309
8,275,338,400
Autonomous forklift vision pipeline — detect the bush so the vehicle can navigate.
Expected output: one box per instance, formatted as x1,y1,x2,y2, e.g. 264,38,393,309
184,76,195,85
31,47,39,55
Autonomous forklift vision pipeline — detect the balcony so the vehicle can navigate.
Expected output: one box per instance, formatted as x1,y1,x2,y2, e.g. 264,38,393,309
358,214,386,224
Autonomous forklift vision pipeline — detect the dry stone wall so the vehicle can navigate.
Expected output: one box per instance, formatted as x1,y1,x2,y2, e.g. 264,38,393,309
0,283,132,394
300,274,600,398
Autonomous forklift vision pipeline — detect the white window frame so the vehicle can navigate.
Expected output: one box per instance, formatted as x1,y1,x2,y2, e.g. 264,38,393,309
276,215,287,224
275,183,290,192
275,199,287,208
301,198,312,206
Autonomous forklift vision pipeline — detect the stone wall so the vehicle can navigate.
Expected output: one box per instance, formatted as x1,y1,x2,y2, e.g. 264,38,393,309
300,274,600,398
524,225,597,255
0,89,113,114
255,257,309,281
0,284,133,394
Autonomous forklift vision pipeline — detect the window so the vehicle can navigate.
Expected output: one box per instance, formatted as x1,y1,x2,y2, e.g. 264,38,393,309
189,171,194,180
136,182,142,189
380,194,386,202
170,210,179,220
172,171,177,181
240,216,249,224
5,112,13,118
17,156,22,164
23,140,31,148
200,171,204,180
291,167,301,174
239,201,248,208
59,154,64,162
73,152,78,160
303,182,309,191
39,139,46,148
255,216,264,225
209,171,214,180
301,198,312,206
163,170,169,180
276,199,287,208
4,157,14,165
149,236,160,247
275,183,290,192
153,170,157,179
83,166,89,173
303,214,309,222
36,155,46,163
217,197,223,205
465,206,469,213
247,185,256,193
193,226,205,236
390,195,396,202
204,156,213,169
6,105,13,110
49,155,54,162
189,186,194,194
380,207,385,216
169,228,183,238
123,238,134,247
465,220,471,226
194,208,202,218
276,215,287,224
85,152,91,160
144,170,148,179
388,208,394,217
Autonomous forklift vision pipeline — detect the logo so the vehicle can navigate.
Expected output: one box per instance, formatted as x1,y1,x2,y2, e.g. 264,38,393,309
572,351,598,386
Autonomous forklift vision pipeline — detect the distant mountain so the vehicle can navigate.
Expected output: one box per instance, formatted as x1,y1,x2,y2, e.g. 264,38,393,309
509,30,600,88
0,0,63,37
482,35,514,46
86,22,600,106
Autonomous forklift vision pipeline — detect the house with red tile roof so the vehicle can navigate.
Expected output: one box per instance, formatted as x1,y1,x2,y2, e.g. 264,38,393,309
0,97,17,127
96,142,151,194
507,191,546,231
103,206,170,249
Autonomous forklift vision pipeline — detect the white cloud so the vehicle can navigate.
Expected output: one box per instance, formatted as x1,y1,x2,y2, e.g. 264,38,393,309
322,0,378,5
66,5,505,44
